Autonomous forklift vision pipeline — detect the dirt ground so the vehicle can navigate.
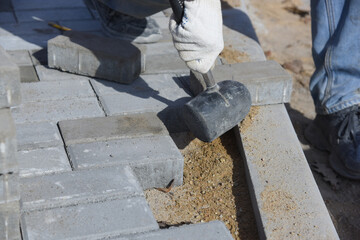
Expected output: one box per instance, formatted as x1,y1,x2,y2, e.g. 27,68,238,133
147,1,360,239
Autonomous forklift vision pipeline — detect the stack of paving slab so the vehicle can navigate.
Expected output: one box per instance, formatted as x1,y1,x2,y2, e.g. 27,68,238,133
0,45,21,239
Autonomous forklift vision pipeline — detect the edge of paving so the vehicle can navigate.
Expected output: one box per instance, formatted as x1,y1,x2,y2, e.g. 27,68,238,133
233,104,339,240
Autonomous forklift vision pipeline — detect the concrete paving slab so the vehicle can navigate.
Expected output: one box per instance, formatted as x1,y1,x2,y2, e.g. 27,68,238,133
90,73,188,95
16,121,62,151
67,135,184,189
15,8,92,23
48,31,144,83
17,146,71,178
21,197,159,240
0,34,56,51
11,97,104,124
21,166,143,212
59,113,168,145
144,54,189,74
7,50,33,65
127,221,234,240
0,109,18,173
21,79,95,102
235,104,339,239
35,65,91,81
12,0,85,10
58,19,102,32
144,42,177,56
0,200,21,240
0,12,16,24
0,21,59,36
7,50,39,82
190,60,292,105
0,172,20,204
0,47,21,108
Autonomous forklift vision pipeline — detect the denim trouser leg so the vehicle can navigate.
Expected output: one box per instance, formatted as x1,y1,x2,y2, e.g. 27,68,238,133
310,0,360,114
100,0,170,18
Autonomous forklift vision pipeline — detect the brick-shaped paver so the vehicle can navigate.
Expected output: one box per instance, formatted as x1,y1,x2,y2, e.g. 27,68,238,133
12,0,86,10
67,135,183,189
21,197,159,240
127,221,234,240
17,146,71,178
236,104,339,239
144,54,189,74
21,166,143,212
15,8,92,23
0,22,58,37
35,65,91,81
48,31,144,83
11,97,104,124
0,34,56,51
59,113,168,145
0,200,21,240
21,80,95,102
0,46,21,108
16,121,62,151
0,172,20,204
90,73,188,95
7,50,39,82
190,60,292,105
0,109,18,173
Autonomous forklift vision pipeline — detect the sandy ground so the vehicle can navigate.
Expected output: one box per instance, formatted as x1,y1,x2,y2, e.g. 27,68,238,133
147,1,360,239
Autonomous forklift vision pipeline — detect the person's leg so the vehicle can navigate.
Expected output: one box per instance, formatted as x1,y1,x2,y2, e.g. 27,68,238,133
87,0,170,43
100,0,169,18
310,0,360,114
307,0,360,179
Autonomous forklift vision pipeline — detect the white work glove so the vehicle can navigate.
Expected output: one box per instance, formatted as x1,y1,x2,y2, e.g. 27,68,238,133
169,0,224,74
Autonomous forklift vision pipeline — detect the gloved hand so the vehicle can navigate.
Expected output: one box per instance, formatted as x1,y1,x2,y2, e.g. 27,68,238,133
169,0,224,74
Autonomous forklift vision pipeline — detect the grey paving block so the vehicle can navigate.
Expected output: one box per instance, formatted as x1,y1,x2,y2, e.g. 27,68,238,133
48,31,144,84
17,146,71,178
7,50,39,82
0,201,21,240
11,97,104,124
29,48,47,65
91,73,188,95
16,121,62,151
190,60,292,105
35,65,91,81
0,109,18,173
144,42,177,56
21,165,143,212
0,34,56,51
0,172,20,204
144,54,189,74
0,12,16,24
0,47,21,108
59,19,102,32
127,221,234,240
21,197,159,240
16,8,92,23
21,79,95,102
235,104,339,239
0,22,59,36
67,135,184,189
12,0,85,10
59,112,168,145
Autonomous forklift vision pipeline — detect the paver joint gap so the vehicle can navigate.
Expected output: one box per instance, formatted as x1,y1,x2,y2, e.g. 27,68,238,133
89,79,108,116
56,121,74,171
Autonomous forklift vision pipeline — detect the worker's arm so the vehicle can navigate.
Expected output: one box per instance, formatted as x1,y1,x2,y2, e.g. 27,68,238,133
169,0,223,74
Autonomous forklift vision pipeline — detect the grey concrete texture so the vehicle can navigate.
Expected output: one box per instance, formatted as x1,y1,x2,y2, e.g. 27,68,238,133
17,146,71,178
59,112,168,146
0,200,21,240
190,60,292,105
126,221,234,240
20,166,143,212
0,21,58,37
0,34,54,51
235,104,339,239
35,65,92,81
12,0,86,10
16,121,62,151
0,46,21,108
0,109,18,173
20,79,95,102
48,31,145,84
67,135,184,189
0,12,16,24
21,197,159,240
11,97,104,124
7,50,39,82
0,172,20,204
15,8,92,23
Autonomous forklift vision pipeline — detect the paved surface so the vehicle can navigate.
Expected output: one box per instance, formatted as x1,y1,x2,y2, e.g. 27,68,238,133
0,0,339,239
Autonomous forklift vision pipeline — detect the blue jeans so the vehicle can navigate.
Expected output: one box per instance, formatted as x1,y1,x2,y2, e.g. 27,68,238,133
310,0,360,114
